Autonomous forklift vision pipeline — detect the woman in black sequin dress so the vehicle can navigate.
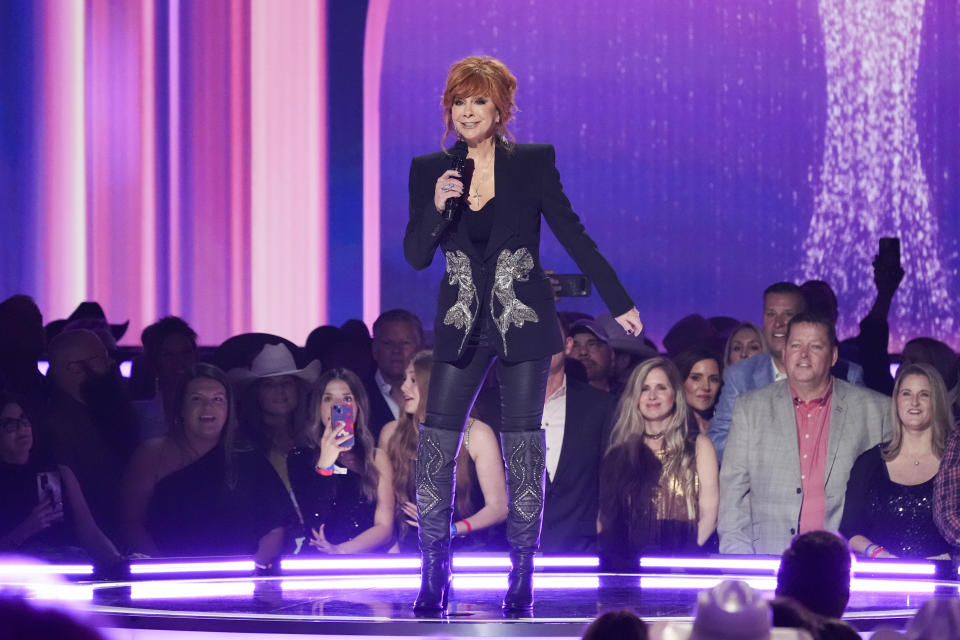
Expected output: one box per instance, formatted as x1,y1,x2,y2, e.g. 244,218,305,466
840,363,953,559
288,369,394,553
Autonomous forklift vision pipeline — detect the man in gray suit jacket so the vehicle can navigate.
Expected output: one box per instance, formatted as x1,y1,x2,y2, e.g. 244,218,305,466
719,313,889,555
710,282,864,462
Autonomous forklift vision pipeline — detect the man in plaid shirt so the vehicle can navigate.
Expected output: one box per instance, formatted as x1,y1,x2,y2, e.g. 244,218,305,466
934,429,960,546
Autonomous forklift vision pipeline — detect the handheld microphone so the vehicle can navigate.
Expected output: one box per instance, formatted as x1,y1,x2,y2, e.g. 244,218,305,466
441,141,469,221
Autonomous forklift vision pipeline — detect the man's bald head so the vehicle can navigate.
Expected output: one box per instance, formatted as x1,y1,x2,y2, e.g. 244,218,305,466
48,330,110,400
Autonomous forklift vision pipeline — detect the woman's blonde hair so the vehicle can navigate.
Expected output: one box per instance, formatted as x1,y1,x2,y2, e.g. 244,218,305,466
441,56,517,149
883,362,954,461
608,358,697,518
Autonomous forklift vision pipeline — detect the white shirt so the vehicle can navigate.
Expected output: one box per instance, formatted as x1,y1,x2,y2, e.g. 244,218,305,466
375,368,400,420
772,357,788,383
541,374,567,482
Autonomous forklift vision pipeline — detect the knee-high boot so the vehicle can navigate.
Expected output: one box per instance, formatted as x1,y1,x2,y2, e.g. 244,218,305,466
413,425,463,614
499,429,546,612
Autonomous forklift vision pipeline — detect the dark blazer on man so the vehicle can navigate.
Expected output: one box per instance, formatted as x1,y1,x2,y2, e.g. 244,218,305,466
405,144,633,363
541,377,615,553
363,372,396,444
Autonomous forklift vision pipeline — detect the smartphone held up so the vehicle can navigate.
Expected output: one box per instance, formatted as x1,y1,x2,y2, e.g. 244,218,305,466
332,403,355,449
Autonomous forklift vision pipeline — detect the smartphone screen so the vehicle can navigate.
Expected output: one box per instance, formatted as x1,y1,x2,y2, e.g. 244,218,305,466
36,471,63,507
332,403,355,448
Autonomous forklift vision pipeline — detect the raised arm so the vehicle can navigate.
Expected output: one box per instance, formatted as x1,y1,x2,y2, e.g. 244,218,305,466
538,145,634,318
404,157,454,271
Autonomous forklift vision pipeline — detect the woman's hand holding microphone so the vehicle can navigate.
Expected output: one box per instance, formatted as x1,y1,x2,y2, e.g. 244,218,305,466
434,170,464,213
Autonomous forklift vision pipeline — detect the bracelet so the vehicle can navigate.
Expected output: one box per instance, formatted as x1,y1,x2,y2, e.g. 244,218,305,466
315,464,335,477
864,543,877,557
870,545,886,558
462,518,472,534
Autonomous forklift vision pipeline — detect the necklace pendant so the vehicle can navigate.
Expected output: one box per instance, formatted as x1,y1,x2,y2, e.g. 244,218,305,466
914,459,920,466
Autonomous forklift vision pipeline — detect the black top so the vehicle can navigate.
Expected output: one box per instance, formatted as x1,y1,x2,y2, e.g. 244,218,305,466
465,198,496,253
839,444,951,558
0,457,77,559
287,447,378,548
147,445,295,557
405,144,634,362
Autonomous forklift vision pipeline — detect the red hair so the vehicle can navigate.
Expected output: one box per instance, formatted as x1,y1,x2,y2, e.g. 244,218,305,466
441,56,517,149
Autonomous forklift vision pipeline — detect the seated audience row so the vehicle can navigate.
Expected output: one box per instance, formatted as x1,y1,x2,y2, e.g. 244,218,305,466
2,288,959,565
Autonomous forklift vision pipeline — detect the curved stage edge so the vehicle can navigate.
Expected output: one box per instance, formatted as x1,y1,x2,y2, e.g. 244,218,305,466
3,554,958,638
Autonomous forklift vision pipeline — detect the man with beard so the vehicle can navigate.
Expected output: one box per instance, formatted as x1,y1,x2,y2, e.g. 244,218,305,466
38,329,139,538
568,319,616,394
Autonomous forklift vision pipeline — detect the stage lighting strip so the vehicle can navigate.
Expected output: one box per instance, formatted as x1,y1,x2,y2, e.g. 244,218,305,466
14,555,943,578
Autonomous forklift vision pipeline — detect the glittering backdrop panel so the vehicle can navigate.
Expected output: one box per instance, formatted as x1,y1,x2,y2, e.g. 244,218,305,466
377,0,959,350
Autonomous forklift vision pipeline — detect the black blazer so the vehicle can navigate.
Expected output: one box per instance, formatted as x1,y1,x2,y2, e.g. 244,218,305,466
541,377,614,553
405,143,634,363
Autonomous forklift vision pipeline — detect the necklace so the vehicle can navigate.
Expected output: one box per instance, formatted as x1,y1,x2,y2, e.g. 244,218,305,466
469,155,494,206
643,431,665,440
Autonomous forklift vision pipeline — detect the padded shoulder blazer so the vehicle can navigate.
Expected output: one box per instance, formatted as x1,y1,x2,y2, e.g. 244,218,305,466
405,143,633,363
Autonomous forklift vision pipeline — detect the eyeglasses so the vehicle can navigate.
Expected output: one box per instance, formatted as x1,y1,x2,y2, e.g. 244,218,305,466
0,416,31,433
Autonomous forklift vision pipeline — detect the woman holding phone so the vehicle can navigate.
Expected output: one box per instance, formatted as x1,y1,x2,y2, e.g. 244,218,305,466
405,56,642,613
287,368,394,553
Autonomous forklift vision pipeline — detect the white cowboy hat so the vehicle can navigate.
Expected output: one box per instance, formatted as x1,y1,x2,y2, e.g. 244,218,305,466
648,581,814,640
226,343,321,388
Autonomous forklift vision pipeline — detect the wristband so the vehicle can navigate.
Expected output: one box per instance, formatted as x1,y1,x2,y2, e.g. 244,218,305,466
315,464,335,477
870,545,886,558
864,543,877,557
462,518,472,534
450,523,458,538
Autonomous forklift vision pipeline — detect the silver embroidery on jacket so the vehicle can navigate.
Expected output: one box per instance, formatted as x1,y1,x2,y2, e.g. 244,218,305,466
442,250,478,351
491,248,540,356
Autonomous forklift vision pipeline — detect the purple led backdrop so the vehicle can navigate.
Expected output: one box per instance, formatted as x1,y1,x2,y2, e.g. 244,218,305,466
377,0,960,350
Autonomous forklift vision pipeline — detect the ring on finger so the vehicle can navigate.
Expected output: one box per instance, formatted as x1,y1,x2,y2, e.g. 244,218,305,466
441,183,454,192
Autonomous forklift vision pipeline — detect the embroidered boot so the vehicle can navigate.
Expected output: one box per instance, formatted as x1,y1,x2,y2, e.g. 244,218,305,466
413,425,463,614
499,429,546,613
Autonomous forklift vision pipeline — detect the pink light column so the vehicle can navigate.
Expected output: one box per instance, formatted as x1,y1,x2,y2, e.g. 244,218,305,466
250,0,328,342
36,2,87,322
362,0,391,330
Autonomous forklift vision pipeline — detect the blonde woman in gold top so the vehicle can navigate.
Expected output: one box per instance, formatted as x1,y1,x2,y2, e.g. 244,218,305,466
598,358,719,568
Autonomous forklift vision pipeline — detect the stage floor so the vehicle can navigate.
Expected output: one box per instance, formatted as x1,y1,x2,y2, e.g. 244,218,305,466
4,555,958,638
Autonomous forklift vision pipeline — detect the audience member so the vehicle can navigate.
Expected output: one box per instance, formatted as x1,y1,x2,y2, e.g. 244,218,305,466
598,358,719,568
288,368,394,553
710,283,864,462
840,363,952,559
381,350,506,552
723,321,765,367
133,316,199,440
672,347,722,435
539,319,616,553
581,609,648,640
596,312,658,393
366,310,424,442
0,596,108,640
650,580,812,640
120,364,291,564
38,329,138,538
0,295,47,414
900,337,959,423
719,313,889,554
44,301,129,353
569,318,616,393
662,314,720,359
230,343,322,532
776,531,851,619
800,280,839,326
0,392,123,566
